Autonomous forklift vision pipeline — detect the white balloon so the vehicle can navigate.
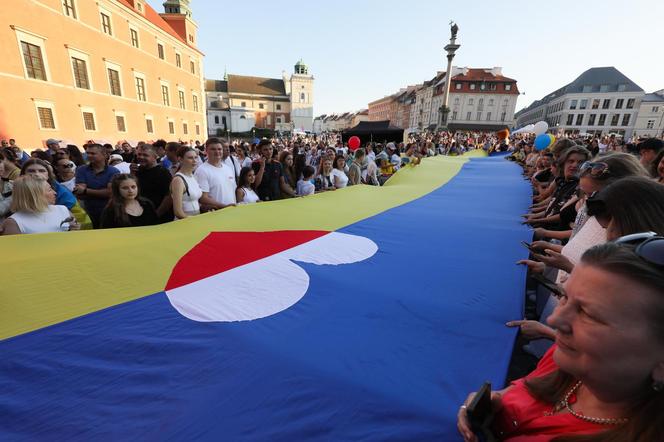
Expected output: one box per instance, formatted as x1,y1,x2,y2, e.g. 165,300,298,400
533,121,549,136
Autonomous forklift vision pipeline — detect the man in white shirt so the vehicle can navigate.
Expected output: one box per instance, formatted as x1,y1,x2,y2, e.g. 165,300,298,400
195,138,237,209
222,142,241,179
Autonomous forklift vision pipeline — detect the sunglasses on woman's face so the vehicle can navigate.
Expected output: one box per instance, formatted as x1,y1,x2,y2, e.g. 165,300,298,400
615,232,664,267
579,161,610,178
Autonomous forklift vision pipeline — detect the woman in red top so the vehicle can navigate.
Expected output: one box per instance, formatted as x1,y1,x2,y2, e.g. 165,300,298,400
458,236,664,441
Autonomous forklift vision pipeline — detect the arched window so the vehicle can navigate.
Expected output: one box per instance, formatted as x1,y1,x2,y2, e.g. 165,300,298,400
240,115,246,119
300,92,306,102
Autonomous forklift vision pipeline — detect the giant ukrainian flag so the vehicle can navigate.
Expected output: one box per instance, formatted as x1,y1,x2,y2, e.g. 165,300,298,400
0,152,532,441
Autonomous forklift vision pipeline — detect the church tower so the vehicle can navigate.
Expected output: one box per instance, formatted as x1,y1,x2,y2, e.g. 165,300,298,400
160,0,198,47
289,59,314,132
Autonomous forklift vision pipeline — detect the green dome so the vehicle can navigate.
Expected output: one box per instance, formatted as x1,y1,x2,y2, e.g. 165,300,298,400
294,59,308,75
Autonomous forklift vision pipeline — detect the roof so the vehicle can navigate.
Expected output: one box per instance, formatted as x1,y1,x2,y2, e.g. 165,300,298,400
641,92,664,102
226,75,287,96
452,68,516,83
519,67,644,114
115,0,202,54
205,79,228,93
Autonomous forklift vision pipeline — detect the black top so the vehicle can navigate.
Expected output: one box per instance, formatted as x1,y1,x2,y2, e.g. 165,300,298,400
136,164,172,223
546,177,579,217
254,160,283,201
100,199,159,229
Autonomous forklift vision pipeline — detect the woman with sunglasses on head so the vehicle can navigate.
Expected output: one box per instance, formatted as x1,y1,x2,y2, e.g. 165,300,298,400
100,174,158,229
1,175,80,235
462,236,664,442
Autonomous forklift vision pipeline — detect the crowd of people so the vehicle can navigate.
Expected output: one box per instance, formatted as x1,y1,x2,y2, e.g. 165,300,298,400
0,133,446,234
457,135,664,441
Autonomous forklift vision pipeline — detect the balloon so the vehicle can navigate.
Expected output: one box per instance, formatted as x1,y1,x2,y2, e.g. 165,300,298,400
533,121,549,136
534,133,554,151
496,129,510,140
547,134,556,146
348,136,361,151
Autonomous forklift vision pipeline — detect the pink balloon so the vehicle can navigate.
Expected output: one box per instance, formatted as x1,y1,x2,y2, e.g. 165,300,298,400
348,136,361,151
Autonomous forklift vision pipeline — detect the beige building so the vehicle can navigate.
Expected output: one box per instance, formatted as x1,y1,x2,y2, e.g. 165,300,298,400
0,0,206,148
633,91,664,138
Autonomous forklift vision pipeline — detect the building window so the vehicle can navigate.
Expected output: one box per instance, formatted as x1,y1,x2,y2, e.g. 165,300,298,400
83,112,96,131
455,83,461,90
116,115,126,132
168,121,175,134
489,99,494,106
135,76,146,101
276,117,282,123
588,114,596,126
192,94,199,112
454,97,460,105
500,112,506,122
161,85,170,106
580,99,588,110
157,43,164,60
146,118,154,133
468,98,474,105
276,104,281,110
647,119,655,129
486,112,491,120
582,85,592,93
476,112,482,120
626,98,635,109
621,114,630,126
71,57,89,89
214,115,219,124
618,84,626,92
190,61,195,74
195,124,200,135
259,103,264,109
300,92,306,101
37,107,55,129
178,90,186,109
21,41,47,81
63,0,77,18
183,123,188,135
489,83,497,91
602,99,611,109
107,68,121,96
576,114,584,125
566,114,574,125
470,83,476,90
569,100,577,110
652,106,659,113
130,28,139,48
591,99,599,109
480,83,486,90
615,99,624,109
505,84,512,91
598,114,606,126
100,13,112,35
175,53,181,68
611,114,619,126
451,111,457,120
599,84,609,92
466,112,471,120
241,101,246,107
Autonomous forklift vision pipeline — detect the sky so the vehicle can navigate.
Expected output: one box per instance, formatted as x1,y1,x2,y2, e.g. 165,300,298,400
148,0,664,116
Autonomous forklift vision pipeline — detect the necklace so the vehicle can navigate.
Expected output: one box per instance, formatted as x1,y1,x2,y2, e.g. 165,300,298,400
547,381,629,426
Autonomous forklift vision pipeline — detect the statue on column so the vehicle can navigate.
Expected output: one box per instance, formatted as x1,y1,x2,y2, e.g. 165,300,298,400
450,21,459,40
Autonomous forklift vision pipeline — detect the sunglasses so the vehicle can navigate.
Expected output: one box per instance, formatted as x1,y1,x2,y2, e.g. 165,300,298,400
579,161,610,178
614,232,664,267
59,163,74,169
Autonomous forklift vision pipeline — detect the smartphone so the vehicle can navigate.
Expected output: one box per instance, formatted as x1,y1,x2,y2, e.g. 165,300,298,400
467,382,496,442
531,273,565,298
520,241,538,254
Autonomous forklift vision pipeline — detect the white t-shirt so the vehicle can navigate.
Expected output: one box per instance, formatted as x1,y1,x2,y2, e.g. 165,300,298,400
194,161,237,206
331,168,349,188
223,155,241,178
296,179,315,196
60,177,76,192
113,162,131,174
9,205,71,234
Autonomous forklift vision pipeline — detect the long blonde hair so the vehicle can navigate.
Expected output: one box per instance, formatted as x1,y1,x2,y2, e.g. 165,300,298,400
10,175,49,213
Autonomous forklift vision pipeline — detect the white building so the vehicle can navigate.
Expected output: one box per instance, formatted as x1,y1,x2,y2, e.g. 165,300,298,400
633,90,664,139
515,67,645,138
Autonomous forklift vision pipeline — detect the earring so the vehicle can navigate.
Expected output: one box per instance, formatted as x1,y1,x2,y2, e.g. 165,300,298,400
653,381,664,392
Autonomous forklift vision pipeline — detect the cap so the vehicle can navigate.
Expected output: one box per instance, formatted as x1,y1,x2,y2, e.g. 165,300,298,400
46,138,60,146
109,154,123,163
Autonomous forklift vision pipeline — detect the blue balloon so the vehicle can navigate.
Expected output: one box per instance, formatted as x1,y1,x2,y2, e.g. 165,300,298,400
534,133,551,151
